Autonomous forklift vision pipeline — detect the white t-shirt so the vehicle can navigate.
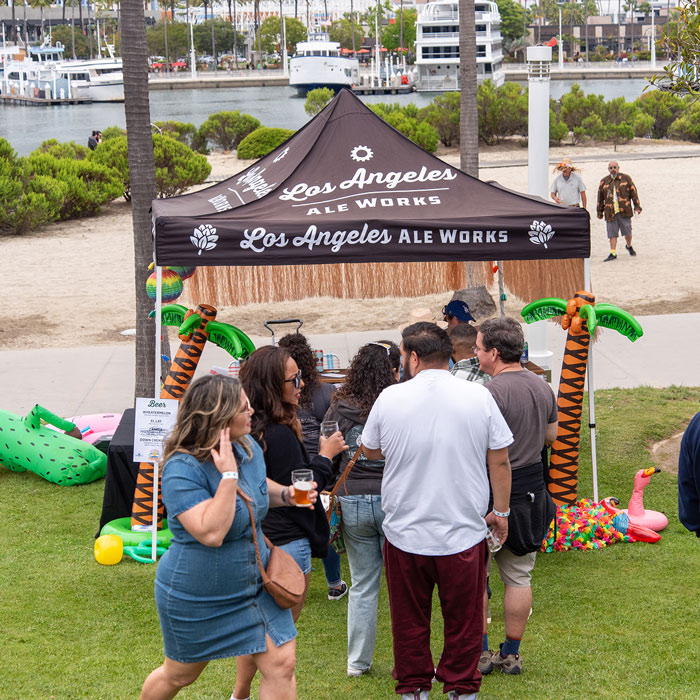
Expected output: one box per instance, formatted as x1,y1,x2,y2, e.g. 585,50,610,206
551,172,586,206
362,369,513,556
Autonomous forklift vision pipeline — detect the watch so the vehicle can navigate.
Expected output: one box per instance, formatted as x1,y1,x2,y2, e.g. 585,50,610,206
221,471,239,480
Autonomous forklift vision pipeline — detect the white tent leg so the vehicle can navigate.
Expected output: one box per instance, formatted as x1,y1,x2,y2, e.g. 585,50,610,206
153,266,163,560
584,258,598,502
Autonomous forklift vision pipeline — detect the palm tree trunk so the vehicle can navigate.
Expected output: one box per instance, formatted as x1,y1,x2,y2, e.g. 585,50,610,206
618,0,622,59
120,0,157,400
78,0,84,34
351,0,356,54
87,2,94,59
459,0,478,177
71,0,77,59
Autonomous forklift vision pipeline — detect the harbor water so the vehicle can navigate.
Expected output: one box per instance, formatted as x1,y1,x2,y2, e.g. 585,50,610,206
1,79,652,156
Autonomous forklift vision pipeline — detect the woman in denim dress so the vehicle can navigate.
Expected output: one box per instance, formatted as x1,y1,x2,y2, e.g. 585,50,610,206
141,374,316,700
322,341,400,677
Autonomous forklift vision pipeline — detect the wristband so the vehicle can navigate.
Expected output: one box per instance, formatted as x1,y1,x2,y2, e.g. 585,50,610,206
280,486,288,504
493,508,510,518
221,471,238,480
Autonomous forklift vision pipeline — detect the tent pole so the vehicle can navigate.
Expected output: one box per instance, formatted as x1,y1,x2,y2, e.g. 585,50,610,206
497,261,505,316
584,257,598,502
155,266,163,398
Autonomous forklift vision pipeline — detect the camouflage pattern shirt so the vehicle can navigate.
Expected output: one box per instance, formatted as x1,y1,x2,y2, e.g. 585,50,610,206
596,172,641,221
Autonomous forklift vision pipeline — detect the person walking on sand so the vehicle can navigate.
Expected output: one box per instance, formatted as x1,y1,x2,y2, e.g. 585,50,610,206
597,161,642,261
550,159,586,208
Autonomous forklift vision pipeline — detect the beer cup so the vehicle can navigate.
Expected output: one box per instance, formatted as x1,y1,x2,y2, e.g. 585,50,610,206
320,420,339,439
291,468,313,507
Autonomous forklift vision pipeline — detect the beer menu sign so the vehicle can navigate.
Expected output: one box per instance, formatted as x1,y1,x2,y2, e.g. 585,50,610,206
153,90,590,267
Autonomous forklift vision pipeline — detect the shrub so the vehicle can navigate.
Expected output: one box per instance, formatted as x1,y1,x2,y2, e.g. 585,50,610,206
477,80,527,145
560,84,606,131
27,152,123,219
668,102,700,141
549,109,569,144
635,90,686,139
0,139,64,234
304,87,335,116
153,120,199,149
198,111,261,152
237,127,295,159
632,111,655,138
413,121,439,153
369,106,439,153
90,133,211,199
101,126,126,141
34,139,91,161
420,92,460,147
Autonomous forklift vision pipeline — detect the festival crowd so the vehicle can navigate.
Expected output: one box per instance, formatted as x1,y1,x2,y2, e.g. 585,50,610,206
139,301,558,700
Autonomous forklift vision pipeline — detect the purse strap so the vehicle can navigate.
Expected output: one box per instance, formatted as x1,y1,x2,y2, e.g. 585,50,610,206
326,444,364,524
237,486,270,585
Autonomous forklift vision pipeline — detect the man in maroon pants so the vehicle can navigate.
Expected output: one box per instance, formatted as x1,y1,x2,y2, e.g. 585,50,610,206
362,322,512,700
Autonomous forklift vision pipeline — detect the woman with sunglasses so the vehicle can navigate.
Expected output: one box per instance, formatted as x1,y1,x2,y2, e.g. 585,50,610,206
322,341,401,677
231,345,347,700
141,374,306,700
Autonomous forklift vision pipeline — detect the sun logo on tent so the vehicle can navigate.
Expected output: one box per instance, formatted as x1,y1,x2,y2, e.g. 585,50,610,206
350,145,373,162
191,224,218,255
528,220,556,249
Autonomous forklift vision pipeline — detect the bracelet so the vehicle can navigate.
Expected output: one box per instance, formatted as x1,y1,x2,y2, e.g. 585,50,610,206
280,486,288,504
493,508,510,518
220,471,238,480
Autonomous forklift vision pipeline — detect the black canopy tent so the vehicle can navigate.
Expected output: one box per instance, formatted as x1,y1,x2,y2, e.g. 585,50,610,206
152,89,590,271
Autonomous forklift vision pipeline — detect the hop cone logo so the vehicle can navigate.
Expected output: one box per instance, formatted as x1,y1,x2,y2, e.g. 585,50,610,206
528,220,555,249
191,224,218,255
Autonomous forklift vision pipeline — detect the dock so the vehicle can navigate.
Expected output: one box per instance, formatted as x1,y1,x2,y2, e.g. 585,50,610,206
352,85,414,95
0,92,92,106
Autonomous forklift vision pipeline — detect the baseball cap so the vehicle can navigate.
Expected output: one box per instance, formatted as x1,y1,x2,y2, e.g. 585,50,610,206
442,300,475,323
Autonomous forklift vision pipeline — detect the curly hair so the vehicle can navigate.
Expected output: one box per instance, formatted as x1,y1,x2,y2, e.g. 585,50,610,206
278,332,319,408
239,345,302,444
333,341,400,419
161,374,252,465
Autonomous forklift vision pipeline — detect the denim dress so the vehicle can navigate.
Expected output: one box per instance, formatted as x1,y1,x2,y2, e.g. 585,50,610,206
154,437,296,662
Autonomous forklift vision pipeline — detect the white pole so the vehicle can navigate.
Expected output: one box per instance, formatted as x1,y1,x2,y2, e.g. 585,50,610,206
526,46,551,200
650,8,656,68
151,458,159,560
558,5,563,70
190,17,197,78
281,2,288,78
584,258,598,502
155,266,162,398
374,0,380,87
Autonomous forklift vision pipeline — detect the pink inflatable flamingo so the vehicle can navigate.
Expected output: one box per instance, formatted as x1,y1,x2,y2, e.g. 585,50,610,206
623,467,668,532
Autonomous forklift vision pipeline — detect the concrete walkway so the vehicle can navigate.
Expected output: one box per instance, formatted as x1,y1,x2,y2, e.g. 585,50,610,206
1,313,697,419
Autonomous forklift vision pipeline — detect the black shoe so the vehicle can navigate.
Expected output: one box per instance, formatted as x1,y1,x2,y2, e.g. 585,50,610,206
328,580,348,600
604,252,617,262
626,245,637,256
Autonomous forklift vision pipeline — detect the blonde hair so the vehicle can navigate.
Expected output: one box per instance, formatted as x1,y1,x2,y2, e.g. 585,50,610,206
162,374,252,465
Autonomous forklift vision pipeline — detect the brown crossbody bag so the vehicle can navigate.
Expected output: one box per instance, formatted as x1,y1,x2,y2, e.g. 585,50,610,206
237,486,305,610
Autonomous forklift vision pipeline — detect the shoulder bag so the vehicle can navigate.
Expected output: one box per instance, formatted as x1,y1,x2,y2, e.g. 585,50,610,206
324,444,365,555
237,487,305,610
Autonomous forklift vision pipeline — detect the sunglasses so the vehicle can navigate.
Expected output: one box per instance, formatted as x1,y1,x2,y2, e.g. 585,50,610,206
368,342,392,354
608,166,618,170
284,369,302,388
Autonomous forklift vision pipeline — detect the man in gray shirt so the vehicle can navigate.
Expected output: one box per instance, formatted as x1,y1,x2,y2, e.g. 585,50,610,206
550,159,587,208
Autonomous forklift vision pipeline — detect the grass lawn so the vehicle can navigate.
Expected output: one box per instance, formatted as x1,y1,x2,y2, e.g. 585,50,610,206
1,386,699,700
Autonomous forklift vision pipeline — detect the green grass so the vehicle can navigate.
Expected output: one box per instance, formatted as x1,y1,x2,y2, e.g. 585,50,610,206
1,386,699,699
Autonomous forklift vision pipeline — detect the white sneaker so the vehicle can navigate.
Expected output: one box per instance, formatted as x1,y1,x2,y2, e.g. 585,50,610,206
401,691,430,700
448,693,477,700
347,665,369,677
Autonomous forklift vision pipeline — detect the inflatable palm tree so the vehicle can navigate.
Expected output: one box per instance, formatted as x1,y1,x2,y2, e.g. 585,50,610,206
521,291,643,506
130,304,255,530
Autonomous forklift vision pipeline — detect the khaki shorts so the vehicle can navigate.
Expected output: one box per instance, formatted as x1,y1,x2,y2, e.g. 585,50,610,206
487,547,536,588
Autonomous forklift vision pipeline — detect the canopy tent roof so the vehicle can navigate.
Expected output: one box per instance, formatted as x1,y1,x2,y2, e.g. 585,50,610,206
152,89,590,271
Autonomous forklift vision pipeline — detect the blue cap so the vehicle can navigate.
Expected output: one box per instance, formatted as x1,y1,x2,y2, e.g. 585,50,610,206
443,300,475,323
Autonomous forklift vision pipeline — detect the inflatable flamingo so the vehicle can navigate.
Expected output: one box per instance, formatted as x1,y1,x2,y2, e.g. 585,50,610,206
622,467,668,532
600,497,661,543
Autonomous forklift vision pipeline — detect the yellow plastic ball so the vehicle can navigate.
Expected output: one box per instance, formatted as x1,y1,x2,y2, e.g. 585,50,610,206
95,534,124,565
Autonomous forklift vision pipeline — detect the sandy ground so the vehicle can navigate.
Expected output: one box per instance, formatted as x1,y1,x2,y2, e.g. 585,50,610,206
2,139,700,351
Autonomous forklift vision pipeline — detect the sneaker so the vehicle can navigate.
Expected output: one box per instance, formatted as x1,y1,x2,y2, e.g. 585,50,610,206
626,244,637,256
347,665,369,677
401,691,430,700
328,580,348,601
604,252,617,262
492,649,522,675
478,649,495,675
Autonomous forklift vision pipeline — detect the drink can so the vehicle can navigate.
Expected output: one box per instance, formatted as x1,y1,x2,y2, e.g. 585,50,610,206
313,349,324,371
228,359,241,377
520,341,529,366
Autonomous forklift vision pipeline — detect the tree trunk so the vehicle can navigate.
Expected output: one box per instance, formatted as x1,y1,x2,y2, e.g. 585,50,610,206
120,0,158,399
351,0,356,54
87,2,94,59
71,1,77,59
459,0,478,177
78,0,84,34
233,0,238,67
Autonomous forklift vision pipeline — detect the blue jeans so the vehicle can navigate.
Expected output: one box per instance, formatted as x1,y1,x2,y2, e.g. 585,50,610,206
279,537,312,575
338,494,386,672
322,545,342,588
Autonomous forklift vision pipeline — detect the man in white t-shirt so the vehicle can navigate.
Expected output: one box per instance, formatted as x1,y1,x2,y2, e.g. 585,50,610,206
362,322,513,700
550,159,587,208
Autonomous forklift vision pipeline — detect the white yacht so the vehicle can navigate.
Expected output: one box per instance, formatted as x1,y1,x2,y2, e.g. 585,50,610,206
289,32,360,96
414,0,505,92
1,41,123,102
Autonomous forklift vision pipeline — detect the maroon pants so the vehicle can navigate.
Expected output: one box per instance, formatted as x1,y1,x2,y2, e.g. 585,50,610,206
383,538,487,695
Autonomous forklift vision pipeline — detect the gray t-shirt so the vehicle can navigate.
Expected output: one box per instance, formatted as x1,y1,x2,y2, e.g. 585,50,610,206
551,172,586,206
487,369,558,470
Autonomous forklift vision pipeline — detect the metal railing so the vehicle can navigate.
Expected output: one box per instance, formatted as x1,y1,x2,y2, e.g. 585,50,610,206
503,60,669,72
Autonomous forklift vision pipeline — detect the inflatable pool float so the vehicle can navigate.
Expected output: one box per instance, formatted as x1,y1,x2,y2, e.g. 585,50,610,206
47,412,122,454
0,404,107,485
100,517,173,547
622,467,669,532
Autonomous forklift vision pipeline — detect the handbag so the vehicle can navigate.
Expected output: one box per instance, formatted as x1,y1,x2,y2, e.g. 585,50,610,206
237,487,305,609
324,444,365,555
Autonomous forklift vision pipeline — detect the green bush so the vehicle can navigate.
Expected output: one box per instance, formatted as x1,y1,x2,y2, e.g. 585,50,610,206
634,90,686,139
153,120,200,150
34,139,91,161
90,133,211,199
477,80,527,145
632,111,655,138
413,121,439,153
304,87,335,116
101,125,126,141
237,127,295,159
198,111,261,152
0,139,64,234
369,105,439,153
668,101,700,141
27,152,123,219
560,84,606,131
420,92,460,147
549,109,569,144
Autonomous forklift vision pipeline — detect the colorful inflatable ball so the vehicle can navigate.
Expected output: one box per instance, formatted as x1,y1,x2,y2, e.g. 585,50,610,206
146,269,183,302
95,534,123,565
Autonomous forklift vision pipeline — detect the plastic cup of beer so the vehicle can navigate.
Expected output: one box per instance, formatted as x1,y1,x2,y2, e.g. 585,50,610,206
320,420,339,439
291,469,313,507
486,526,502,553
